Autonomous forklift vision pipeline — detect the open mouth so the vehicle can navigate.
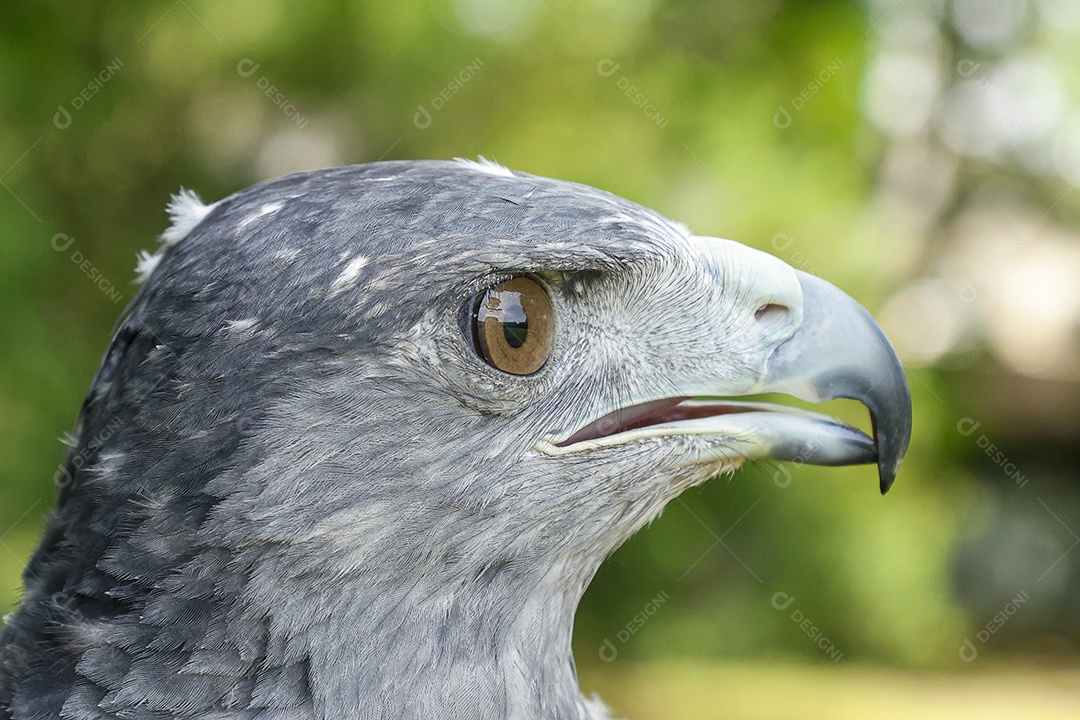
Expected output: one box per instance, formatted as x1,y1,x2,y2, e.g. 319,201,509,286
533,270,910,494
527,266,913,493
537,396,879,471
555,397,760,447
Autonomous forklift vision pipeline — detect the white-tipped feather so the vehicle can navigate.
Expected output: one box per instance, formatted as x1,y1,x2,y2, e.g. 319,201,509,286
133,250,162,284
161,189,214,246
134,189,216,285
328,254,370,296
453,156,516,178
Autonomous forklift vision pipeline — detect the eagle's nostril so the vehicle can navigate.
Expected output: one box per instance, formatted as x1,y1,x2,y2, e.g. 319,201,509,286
755,303,791,327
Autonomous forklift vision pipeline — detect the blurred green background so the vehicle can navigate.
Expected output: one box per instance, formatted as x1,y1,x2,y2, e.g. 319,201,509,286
2,1,1079,718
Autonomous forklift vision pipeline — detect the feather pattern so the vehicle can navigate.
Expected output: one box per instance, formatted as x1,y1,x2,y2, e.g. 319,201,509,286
2,160,801,719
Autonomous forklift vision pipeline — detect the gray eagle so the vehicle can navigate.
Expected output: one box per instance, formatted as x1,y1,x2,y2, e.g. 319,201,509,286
0,159,910,719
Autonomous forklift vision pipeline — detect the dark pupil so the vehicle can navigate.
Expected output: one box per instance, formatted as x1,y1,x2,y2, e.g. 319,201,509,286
504,321,528,348
499,291,529,349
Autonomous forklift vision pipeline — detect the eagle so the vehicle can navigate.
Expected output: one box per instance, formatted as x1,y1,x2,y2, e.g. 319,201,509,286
0,159,910,720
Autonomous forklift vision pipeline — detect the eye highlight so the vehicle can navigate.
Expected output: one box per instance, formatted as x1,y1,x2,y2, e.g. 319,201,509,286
471,277,554,375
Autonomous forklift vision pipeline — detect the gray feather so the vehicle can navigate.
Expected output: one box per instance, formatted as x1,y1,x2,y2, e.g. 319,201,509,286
1,159,744,720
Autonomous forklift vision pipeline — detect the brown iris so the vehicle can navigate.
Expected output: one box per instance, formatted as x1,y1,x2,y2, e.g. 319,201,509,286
473,277,554,375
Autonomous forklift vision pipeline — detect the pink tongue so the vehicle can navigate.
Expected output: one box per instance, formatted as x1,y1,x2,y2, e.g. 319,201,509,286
556,397,757,447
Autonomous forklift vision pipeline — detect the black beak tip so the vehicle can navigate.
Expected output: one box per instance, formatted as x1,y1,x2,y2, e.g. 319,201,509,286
879,467,896,495
870,408,908,496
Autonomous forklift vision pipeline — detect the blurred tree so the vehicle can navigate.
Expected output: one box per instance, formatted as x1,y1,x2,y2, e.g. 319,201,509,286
0,1,1077,689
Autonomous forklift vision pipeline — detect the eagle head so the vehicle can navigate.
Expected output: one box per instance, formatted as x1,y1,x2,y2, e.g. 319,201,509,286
0,159,910,720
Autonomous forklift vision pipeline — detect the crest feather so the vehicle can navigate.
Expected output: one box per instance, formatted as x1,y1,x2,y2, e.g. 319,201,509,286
134,189,216,284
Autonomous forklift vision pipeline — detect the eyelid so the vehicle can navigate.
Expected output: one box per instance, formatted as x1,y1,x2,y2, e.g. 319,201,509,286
458,293,480,343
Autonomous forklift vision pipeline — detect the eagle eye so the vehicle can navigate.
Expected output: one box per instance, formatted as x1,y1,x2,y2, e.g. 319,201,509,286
471,277,554,375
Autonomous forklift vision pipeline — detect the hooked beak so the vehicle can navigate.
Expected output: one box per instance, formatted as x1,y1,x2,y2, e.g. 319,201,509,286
538,257,912,495
755,270,912,494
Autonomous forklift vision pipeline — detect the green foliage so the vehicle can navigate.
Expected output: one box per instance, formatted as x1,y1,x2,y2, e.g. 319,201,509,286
0,0,1070,678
